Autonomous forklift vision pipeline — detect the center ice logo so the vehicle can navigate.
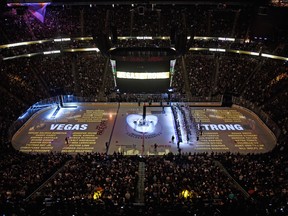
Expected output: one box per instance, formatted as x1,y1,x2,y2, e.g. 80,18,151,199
126,114,158,133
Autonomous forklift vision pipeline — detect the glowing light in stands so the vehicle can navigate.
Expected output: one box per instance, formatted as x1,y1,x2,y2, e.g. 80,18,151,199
250,52,260,56
209,48,226,52
93,188,103,200
218,37,235,42
261,53,276,58
136,36,153,40
43,50,61,55
54,38,71,42
7,42,29,48
83,48,100,52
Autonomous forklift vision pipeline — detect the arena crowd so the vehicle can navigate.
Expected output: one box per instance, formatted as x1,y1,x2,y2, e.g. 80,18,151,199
0,2,288,215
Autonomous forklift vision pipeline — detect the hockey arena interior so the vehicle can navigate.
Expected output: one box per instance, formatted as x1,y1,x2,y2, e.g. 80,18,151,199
0,0,288,215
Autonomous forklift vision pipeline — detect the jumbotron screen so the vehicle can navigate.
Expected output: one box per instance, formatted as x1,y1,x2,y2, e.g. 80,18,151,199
109,47,177,93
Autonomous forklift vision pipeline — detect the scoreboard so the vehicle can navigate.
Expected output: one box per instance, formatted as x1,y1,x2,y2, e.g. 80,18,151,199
109,47,177,93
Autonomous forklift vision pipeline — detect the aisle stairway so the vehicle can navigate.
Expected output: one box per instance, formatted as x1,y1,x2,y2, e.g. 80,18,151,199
135,161,145,205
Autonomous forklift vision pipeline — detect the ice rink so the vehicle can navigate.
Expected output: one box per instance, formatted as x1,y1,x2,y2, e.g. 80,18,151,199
12,102,276,155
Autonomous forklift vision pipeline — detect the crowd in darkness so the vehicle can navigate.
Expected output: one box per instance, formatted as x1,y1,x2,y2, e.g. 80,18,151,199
185,53,215,97
0,152,140,215
144,154,247,216
0,2,288,216
0,4,267,44
216,152,288,216
2,152,288,215
0,150,72,215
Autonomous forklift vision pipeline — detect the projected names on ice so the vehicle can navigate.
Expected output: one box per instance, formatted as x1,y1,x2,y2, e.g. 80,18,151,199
20,109,109,153
229,132,264,150
192,108,265,152
21,131,58,153
62,109,106,153
76,110,105,122
14,104,275,154
194,132,229,151
62,132,98,153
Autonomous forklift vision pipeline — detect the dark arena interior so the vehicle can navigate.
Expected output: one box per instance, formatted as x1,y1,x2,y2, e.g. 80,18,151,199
1,0,288,215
